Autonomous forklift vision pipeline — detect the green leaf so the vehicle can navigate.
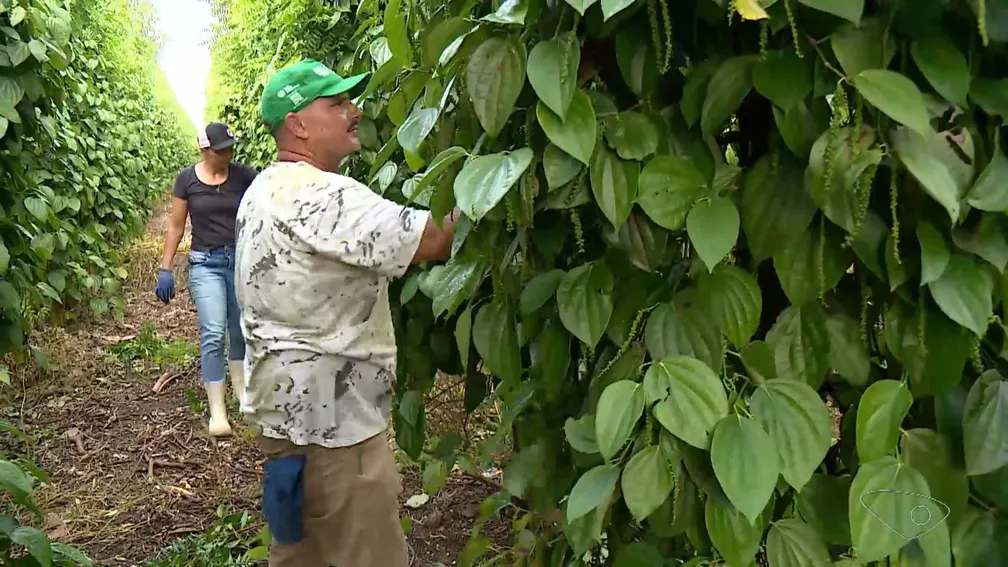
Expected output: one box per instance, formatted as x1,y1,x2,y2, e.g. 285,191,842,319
911,35,971,106
26,39,45,62
805,127,879,234
970,77,1008,116
614,30,658,96
644,293,724,372
604,111,658,161
420,254,484,317
963,370,1008,476
796,474,852,545
557,262,614,347
6,41,28,66
644,356,729,450
774,100,830,160
566,463,619,523
565,414,599,454
453,149,533,221
952,214,1008,272
520,269,565,315
609,212,669,273
753,50,813,110
853,70,933,138
798,0,863,24
543,144,582,190
701,56,756,138
0,459,33,501
826,314,870,386
595,380,644,461
765,305,830,389
397,107,439,154
740,340,777,383
766,519,832,567
537,90,596,165
850,456,951,561
686,196,739,273
772,224,849,306
481,0,528,24
637,156,707,231
681,59,721,127
951,507,1003,566
472,300,521,384
11,526,51,567
9,6,25,26
612,542,664,567
563,0,599,15
917,221,950,285
966,151,1008,212
750,379,833,491
856,379,913,463
696,265,762,348
590,144,639,229
23,196,47,221
0,242,7,274
621,445,674,522
928,254,993,336
527,33,579,120
532,318,571,402
892,127,967,224
51,542,92,566
467,36,526,137
741,155,817,262
456,306,472,369
831,23,895,77
899,428,969,530
601,0,635,20
711,415,779,523
705,497,771,567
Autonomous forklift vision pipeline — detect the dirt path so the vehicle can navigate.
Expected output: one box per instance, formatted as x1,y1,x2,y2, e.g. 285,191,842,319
2,203,511,566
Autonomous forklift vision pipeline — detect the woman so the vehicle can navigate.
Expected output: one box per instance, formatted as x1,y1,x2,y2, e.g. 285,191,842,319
155,122,258,437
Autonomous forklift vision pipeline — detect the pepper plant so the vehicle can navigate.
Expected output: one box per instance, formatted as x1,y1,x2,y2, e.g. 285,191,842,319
0,0,195,365
211,0,1008,564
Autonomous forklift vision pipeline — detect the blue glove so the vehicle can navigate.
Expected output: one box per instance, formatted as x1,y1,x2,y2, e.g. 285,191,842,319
263,455,306,545
155,269,175,303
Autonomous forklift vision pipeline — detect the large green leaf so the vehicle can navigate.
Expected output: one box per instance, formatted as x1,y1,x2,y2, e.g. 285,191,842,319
927,254,994,336
711,415,780,523
645,292,724,372
963,370,1008,476
952,214,1008,272
687,196,739,273
419,253,484,317
853,70,933,138
472,300,522,384
453,149,534,221
701,56,756,138
765,305,830,388
563,0,599,15
644,356,729,450
753,50,813,111
519,269,565,315
825,314,870,387
637,156,707,231
557,262,614,346
384,0,412,64
850,457,951,562
566,463,619,522
917,221,950,285
537,90,597,165
772,224,849,306
466,36,527,137
590,144,639,229
621,445,674,522
527,33,579,120
11,526,51,567
543,144,583,190
595,380,644,462
766,519,832,567
705,497,771,567
805,127,879,234
750,379,832,491
799,0,863,24
531,317,571,402
899,428,969,530
831,22,895,77
740,155,817,262
856,379,912,463
796,474,852,545
604,111,659,161
966,151,1008,212
696,265,762,348
397,106,439,153
892,127,968,224
911,35,971,106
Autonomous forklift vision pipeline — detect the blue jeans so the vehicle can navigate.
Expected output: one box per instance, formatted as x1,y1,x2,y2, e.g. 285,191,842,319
188,247,245,385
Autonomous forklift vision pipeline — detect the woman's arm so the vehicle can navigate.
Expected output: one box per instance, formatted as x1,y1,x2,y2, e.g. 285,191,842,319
160,196,189,270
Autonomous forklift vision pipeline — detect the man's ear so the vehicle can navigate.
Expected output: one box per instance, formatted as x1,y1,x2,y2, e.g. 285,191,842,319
284,112,309,140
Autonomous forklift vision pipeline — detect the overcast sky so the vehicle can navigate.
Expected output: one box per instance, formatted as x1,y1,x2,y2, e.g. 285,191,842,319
151,0,214,130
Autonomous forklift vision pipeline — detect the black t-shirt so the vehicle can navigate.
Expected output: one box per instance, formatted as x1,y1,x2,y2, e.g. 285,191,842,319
172,163,258,251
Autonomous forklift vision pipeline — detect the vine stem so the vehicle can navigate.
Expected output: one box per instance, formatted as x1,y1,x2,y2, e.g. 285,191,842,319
805,34,847,81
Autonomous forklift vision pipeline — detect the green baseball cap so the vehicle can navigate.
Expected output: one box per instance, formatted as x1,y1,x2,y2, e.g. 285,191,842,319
260,59,369,130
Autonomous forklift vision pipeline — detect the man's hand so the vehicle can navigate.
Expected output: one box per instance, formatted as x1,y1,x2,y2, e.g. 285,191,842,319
411,208,461,264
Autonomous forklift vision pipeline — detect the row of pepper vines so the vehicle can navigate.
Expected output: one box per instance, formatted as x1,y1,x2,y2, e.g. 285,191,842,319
209,0,1007,565
0,0,196,372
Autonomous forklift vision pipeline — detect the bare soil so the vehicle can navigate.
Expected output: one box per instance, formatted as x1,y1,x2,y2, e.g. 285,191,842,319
0,203,512,566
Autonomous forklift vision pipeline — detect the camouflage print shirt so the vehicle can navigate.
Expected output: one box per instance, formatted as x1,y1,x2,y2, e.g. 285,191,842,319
234,160,429,448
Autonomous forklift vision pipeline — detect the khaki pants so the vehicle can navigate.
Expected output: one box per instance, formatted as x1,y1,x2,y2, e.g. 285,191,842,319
259,432,409,567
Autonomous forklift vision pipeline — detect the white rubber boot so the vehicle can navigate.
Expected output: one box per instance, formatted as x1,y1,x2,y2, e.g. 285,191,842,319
228,360,245,409
205,381,232,437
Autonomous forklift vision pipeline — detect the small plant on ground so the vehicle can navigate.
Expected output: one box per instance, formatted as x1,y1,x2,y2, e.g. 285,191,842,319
139,506,269,567
103,323,199,368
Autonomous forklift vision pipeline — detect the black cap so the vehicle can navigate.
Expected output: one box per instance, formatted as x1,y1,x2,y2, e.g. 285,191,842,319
198,122,238,151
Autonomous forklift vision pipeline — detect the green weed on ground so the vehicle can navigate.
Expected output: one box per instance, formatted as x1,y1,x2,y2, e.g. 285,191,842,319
139,506,268,567
103,323,198,368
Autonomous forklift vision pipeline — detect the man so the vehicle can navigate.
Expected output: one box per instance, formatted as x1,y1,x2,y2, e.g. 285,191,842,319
234,59,460,565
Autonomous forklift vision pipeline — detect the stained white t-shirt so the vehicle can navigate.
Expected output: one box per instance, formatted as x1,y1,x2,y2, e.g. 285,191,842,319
234,160,429,448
